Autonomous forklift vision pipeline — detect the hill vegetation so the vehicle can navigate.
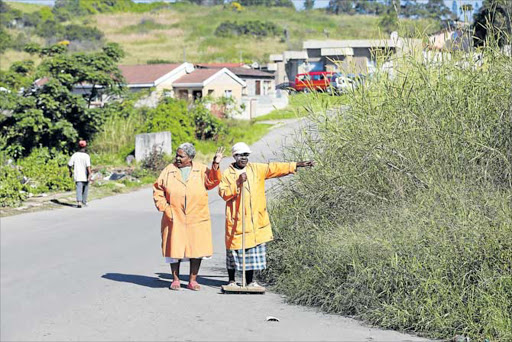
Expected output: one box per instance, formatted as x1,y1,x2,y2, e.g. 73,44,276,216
1,1,441,69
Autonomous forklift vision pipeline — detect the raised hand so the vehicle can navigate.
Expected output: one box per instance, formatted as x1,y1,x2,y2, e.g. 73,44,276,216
213,146,225,164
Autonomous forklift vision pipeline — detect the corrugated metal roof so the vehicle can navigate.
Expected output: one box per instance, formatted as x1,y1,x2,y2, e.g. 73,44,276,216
321,47,354,56
269,54,284,62
283,50,308,60
304,39,397,49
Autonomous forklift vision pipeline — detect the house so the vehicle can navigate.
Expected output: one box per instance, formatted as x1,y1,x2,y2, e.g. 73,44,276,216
268,34,422,87
71,63,194,107
172,68,246,102
195,64,275,97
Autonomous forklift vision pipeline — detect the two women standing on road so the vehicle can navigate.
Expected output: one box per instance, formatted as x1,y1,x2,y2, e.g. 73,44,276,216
153,143,224,291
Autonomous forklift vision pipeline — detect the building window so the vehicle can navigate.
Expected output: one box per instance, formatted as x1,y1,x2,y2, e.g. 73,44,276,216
208,89,214,96
224,90,232,98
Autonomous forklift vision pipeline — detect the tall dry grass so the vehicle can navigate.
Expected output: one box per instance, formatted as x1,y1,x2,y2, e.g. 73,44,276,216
264,38,512,340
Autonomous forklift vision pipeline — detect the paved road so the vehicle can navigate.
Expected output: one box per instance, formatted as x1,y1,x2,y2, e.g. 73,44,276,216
1,120,428,341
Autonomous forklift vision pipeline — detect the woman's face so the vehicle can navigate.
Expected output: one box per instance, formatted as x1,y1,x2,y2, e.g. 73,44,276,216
234,153,250,169
175,149,192,168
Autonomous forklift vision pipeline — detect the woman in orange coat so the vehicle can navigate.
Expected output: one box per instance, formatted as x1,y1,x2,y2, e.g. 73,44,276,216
153,143,224,291
218,142,314,289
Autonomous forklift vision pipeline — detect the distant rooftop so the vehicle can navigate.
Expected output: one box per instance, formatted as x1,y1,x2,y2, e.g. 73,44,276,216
119,63,183,85
304,39,398,49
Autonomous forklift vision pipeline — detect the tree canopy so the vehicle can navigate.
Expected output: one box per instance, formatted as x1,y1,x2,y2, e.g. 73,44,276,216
0,43,125,158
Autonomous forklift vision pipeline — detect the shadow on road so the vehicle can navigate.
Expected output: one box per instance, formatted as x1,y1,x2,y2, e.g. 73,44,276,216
102,272,229,289
102,273,170,288
50,199,76,207
155,272,228,288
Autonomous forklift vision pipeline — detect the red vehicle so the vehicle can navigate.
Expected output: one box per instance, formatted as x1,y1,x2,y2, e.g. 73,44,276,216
292,71,335,92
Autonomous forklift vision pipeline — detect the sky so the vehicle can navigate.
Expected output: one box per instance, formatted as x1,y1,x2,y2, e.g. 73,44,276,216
6,0,483,20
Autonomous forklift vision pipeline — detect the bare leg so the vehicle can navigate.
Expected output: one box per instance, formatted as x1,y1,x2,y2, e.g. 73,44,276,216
188,259,201,290
170,261,181,290
189,258,201,283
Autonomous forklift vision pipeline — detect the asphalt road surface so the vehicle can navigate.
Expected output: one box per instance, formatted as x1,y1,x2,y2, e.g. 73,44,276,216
1,120,428,341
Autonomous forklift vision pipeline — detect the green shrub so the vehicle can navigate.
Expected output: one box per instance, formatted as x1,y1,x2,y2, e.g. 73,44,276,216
141,98,196,149
215,20,281,37
192,102,226,140
17,148,74,194
263,43,512,341
0,154,27,207
120,18,168,34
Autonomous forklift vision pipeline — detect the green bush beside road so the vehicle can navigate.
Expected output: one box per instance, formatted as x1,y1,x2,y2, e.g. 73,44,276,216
264,45,512,340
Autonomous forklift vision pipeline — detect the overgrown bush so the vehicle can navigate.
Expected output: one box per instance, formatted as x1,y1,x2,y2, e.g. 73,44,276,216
263,43,512,341
89,102,143,159
0,154,26,207
141,145,168,172
141,98,196,149
17,148,74,194
215,20,281,37
192,102,226,140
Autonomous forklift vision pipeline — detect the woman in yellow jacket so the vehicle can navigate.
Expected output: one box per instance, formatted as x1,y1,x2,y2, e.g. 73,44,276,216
153,143,224,291
218,142,314,289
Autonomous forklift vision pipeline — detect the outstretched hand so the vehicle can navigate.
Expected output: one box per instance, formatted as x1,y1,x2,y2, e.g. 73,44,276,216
213,146,225,164
296,160,315,168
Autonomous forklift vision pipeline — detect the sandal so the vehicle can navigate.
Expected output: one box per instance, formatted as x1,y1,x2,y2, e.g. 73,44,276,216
169,280,181,291
187,280,201,291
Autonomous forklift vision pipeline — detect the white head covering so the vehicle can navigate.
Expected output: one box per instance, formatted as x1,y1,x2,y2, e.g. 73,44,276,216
231,142,252,156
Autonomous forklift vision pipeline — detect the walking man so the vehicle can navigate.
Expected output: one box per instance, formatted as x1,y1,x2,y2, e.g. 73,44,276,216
68,140,92,208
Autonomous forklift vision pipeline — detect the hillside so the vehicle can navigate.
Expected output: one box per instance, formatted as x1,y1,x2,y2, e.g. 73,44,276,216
1,2,439,69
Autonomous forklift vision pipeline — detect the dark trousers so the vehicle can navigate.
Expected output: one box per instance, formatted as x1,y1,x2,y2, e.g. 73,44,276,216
76,181,89,204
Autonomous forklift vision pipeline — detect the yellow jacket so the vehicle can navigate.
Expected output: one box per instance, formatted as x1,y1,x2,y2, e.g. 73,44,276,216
153,162,221,258
218,162,297,250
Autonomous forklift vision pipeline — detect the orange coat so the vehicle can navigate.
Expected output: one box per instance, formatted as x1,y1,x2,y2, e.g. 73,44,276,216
218,162,297,250
153,162,221,258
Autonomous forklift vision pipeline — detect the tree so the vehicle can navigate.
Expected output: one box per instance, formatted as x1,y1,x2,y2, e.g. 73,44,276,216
424,0,452,19
327,0,355,15
0,43,126,158
0,27,10,53
304,0,314,11
379,9,398,33
473,0,512,47
238,0,294,7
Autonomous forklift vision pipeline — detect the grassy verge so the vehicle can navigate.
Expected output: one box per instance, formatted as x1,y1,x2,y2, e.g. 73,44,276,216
263,43,512,341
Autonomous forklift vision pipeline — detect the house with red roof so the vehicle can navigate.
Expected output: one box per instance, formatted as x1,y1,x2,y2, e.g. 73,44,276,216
71,62,194,107
195,64,275,97
172,67,246,102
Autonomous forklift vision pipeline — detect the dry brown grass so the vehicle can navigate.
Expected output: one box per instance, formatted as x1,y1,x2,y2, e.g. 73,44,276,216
94,12,179,33
0,51,40,71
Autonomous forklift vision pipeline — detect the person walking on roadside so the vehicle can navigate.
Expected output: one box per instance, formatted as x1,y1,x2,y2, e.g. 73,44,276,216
153,143,224,291
68,140,92,208
218,142,314,289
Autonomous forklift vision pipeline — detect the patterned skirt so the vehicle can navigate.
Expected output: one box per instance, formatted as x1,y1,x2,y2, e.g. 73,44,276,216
226,243,267,271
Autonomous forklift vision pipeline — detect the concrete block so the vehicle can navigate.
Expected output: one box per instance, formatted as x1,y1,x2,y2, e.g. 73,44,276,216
135,132,172,162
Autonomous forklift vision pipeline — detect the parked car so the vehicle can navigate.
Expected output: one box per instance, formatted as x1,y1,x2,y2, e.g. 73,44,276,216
292,71,334,92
